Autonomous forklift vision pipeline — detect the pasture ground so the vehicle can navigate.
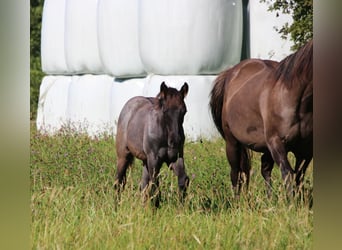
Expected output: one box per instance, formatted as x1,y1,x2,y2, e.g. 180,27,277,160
31,125,313,249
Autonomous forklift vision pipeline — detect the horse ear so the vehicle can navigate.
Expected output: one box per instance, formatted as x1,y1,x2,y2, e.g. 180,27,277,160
180,82,189,98
159,81,168,99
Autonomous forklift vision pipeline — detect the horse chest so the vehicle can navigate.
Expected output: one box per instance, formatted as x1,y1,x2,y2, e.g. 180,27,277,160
146,141,179,163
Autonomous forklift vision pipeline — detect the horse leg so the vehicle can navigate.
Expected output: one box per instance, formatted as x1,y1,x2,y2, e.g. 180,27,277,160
240,147,250,192
114,153,133,191
170,158,190,202
224,138,243,198
140,161,150,204
261,151,274,198
294,157,312,188
140,161,150,191
146,156,162,207
266,136,294,195
294,157,304,188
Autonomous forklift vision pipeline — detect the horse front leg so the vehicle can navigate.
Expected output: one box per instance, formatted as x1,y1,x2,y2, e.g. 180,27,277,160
140,161,150,204
266,135,294,196
145,155,162,207
170,158,189,202
294,157,312,190
140,161,149,191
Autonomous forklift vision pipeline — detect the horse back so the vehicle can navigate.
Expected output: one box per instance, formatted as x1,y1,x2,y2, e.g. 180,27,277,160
116,96,155,160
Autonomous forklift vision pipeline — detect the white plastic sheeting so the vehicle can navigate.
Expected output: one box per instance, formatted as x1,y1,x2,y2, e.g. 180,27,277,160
37,75,220,140
40,0,242,77
38,0,296,141
66,75,113,136
143,75,220,140
64,0,103,74
36,76,71,133
138,0,243,75
40,0,68,74
248,1,293,60
98,0,145,77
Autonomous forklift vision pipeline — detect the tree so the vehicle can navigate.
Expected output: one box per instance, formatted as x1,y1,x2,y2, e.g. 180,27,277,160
30,0,45,120
260,0,313,50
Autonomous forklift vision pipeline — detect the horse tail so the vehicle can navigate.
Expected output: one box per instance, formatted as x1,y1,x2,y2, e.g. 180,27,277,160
210,69,231,138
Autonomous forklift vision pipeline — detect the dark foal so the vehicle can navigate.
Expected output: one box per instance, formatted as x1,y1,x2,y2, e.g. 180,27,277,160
115,82,189,207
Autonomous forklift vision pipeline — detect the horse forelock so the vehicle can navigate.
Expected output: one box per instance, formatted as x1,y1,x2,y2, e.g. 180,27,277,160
159,86,186,108
274,40,313,88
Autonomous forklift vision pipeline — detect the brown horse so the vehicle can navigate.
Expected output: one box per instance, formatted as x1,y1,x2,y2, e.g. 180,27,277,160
210,40,313,197
115,82,189,207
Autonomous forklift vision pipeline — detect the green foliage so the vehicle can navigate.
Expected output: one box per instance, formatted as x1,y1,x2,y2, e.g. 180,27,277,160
30,0,44,119
31,125,313,249
260,0,313,50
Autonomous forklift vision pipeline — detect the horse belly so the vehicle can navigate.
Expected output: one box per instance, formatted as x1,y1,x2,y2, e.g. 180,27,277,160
240,128,267,152
117,97,151,161
126,116,148,161
225,102,267,152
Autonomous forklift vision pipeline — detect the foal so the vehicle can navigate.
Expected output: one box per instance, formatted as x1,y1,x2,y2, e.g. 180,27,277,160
115,82,189,206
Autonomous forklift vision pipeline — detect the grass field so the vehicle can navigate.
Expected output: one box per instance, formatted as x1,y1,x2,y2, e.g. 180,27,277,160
30,125,313,249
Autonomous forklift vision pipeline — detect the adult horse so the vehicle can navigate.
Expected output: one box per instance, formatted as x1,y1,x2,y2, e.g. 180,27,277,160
115,82,189,207
210,40,313,197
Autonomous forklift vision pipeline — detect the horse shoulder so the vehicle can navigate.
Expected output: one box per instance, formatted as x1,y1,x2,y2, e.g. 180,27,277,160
263,80,305,144
143,109,166,151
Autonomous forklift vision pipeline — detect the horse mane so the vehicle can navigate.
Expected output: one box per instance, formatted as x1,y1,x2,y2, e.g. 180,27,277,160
274,39,313,88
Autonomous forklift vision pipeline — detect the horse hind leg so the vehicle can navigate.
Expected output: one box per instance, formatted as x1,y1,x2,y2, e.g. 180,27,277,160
261,151,274,198
224,137,244,198
114,153,133,191
240,147,251,191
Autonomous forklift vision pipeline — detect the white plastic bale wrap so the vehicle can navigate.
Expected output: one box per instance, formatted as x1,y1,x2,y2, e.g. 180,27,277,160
248,1,293,60
138,0,243,75
66,75,113,136
36,76,72,134
143,75,220,141
40,0,68,74
64,0,103,74
110,77,146,134
98,0,145,77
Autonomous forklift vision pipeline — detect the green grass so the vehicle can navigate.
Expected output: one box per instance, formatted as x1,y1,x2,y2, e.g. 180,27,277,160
31,125,313,249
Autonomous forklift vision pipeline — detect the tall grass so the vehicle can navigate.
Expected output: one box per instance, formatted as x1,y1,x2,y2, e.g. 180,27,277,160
31,125,313,249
